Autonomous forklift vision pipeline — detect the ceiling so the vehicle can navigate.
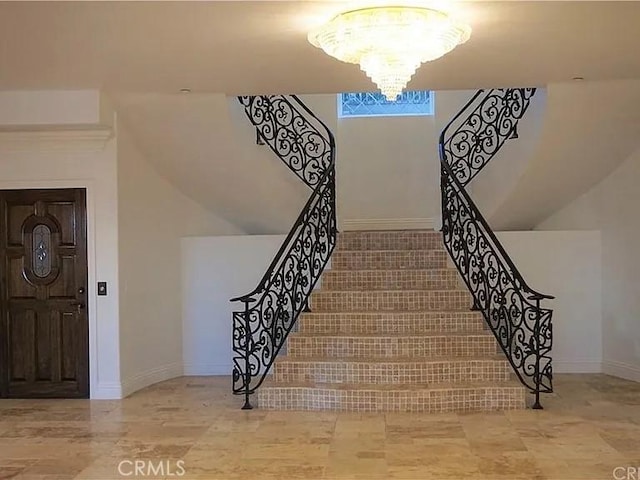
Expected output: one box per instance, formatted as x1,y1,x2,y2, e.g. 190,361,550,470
1,1,640,95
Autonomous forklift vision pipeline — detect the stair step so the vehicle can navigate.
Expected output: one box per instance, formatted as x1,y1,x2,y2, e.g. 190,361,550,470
330,250,448,270
321,268,462,291
336,230,444,252
310,290,472,312
298,311,486,334
256,380,526,412
286,332,500,358
273,356,512,384
252,228,525,413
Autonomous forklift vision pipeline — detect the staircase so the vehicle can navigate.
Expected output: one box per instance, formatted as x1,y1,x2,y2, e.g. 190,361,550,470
257,230,526,412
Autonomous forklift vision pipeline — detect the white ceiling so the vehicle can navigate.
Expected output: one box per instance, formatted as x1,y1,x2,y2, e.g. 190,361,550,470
1,1,640,95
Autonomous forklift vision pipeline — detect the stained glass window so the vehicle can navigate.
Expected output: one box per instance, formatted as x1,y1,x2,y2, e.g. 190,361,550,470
33,224,51,278
339,91,434,118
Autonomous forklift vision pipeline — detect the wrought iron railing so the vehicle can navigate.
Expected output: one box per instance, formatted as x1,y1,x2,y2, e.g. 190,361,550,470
439,88,554,409
231,95,336,409
237,96,333,188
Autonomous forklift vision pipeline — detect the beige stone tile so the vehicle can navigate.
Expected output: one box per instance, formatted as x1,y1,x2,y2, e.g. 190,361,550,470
389,454,481,479
386,438,472,464
73,462,124,480
0,466,26,479
17,458,90,479
0,374,636,480
388,465,454,479
387,421,466,441
475,451,547,479
243,443,330,461
325,457,387,479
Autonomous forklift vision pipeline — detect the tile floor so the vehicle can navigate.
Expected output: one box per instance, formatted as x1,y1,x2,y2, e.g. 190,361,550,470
0,374,639,480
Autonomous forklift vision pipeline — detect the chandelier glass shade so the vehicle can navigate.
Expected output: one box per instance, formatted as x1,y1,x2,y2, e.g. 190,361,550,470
308,7,471,100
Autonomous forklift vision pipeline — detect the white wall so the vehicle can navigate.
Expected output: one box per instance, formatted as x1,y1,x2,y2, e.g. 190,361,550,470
114,93,308,234
497,231,602,373
114,90,546,235
181,230,601,376
434,89,476,135
116,118,243,397
181,235,285,375
297,95,337,131
492,79,640,230
433,89,547,224
338,111,439,227
291,90,544,232
292,93,444,230
539,146,640,382
0,90,121,399
468,90,546,219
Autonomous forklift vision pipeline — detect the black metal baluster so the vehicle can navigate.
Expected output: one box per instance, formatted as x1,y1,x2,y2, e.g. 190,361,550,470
439,88,555,406
242,298,254,410
532,296,543,410
230,95,336,407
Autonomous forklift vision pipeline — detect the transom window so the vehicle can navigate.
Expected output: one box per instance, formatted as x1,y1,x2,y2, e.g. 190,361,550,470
338,91,434,118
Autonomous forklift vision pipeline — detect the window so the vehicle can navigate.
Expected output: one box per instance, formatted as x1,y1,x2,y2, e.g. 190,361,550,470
338,91,434,118
32,224,52,278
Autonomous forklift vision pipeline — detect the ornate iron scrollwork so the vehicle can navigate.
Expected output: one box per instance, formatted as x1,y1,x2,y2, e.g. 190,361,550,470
231,95,336,408
238,96,333,188
439,88,554,408
441,88,536,186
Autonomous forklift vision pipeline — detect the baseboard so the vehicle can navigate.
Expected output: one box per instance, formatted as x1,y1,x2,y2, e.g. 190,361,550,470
183,363,233,376
342,218,435,231
91,382,123,400
120,362,184,398
602,359,640,382
554,360,602,374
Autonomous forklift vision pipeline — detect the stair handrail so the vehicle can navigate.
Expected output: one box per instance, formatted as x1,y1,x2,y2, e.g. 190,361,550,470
231,95,336,409
439,88,554,409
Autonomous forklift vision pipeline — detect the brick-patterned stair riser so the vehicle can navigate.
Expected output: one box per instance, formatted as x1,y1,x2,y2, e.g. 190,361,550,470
330,250,448,270
273,359,513,384
310,290,472,312
298,312,485,334
321,269,462,291
286,334,500,358
257,385,526,413
336,231,445,251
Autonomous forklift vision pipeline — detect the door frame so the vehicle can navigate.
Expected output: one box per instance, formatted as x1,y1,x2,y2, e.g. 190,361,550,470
0,180,98,397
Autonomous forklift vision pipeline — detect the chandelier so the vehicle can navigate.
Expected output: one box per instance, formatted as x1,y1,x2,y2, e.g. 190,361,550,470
308,6,471,100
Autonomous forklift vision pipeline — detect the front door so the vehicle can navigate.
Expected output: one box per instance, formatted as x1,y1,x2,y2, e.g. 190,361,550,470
0,189,89,398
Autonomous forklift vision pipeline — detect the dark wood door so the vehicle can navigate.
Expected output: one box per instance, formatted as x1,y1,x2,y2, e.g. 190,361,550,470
0,189,88,398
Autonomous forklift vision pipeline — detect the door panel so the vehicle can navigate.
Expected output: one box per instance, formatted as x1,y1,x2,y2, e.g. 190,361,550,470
0,189,88,398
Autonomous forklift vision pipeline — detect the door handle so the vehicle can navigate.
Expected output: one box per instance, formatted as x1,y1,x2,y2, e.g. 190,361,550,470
70,302,86,310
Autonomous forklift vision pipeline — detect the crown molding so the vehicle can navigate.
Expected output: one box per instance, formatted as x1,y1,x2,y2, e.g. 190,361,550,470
0,125,113,153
